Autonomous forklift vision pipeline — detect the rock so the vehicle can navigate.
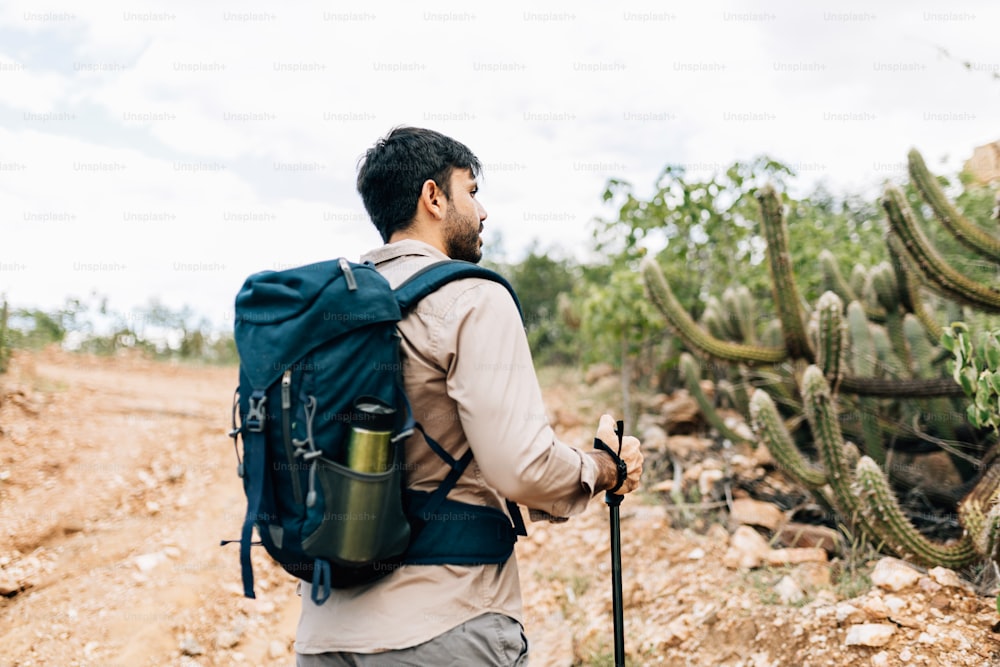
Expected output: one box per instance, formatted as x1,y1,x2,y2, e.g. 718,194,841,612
883,596,907,616
661,392,701,429
870,557,922,592
861,596,890,620
723,526,771,569
687,547,706,560
844,623,896,647
793,562,833,592
730,498,786,531
751,442,775,467
888,450,963,499
835,602,866,625
774,522,843,555
180,634,205,656
698,469,724,495
665,614,695,645
649,479,674,493
667,435,712,458
775,575,805,604
215,629,242,649
764,548,827,566
133,552,167,573
640,424,669,454
0,572,20,596
928,566,970,591
871,651,890,667
268,640,286,659
584,363,615,385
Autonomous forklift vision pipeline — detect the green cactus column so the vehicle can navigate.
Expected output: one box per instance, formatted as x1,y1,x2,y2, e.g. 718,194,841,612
750,389,827,489
757,184,815,362
854,456,978,568
883,185,1000,312
641,256,787,364
909,148,1000,262
680,352,749,443
801,365,872,533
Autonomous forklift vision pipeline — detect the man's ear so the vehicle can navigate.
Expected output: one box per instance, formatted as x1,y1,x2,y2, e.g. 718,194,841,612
418,179,447,221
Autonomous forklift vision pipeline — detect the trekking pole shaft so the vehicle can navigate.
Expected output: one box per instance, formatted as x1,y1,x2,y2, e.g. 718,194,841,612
606,492,625,667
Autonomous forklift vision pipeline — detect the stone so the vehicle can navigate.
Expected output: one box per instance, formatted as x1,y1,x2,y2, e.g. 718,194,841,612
661,392,701,430
0,573,20,596
723,526,771,569
687,547,706,561
793,562,833,592
775,575,805,604
133,552,167,573
835,602,866,625
698,469,724,495
640,424,669,454
584,363,615,385
667,435,712,458
730,498,786,531
871,651,890,667
215,629,242,649
861,596,890,620
870,557,922,592
764,548,827,566
774,522,844,555
844,623,896,647
268,640,286,659
179,634,205,656
928,566,970,591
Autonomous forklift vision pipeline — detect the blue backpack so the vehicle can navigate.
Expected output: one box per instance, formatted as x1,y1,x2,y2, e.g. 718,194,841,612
225,258,527,604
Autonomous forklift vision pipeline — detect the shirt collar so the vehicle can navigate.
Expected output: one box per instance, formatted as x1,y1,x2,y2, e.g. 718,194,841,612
360,239,449,266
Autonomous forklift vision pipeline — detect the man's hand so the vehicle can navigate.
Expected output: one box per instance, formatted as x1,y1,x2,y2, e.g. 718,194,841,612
589,414,643,496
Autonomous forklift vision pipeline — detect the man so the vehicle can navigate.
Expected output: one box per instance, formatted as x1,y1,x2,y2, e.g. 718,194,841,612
295,126,643,666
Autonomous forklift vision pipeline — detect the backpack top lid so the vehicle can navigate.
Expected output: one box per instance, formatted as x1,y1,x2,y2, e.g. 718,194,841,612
234,259,401,390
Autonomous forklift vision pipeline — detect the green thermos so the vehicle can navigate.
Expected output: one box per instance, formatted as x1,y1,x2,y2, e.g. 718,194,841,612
346,397,396,472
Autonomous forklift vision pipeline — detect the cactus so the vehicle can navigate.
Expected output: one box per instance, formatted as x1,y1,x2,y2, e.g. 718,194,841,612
750,388,826,489
757,185,814,362
883,184,1000,312
641,257,787,364
641,147,1000,570
908,148,1000,262
853,455,979,568
679,352,749,443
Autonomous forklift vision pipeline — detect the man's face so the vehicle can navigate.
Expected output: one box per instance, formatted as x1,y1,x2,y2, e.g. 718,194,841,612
442,168,487,264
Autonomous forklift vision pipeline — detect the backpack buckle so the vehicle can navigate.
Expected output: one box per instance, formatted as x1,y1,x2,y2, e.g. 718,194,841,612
246,394,267,432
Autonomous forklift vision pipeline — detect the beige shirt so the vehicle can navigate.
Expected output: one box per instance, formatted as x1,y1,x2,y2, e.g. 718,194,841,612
295,240,599,654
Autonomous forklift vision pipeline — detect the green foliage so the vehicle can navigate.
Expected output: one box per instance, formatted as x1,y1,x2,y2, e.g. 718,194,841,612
4,295,238,365
494,245,581,365
942,322,1000,431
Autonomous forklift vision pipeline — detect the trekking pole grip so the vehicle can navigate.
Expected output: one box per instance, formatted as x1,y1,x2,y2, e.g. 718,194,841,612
593,419,627,506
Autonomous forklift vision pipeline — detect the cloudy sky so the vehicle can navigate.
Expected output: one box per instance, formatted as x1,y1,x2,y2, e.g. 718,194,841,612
2,0,997,330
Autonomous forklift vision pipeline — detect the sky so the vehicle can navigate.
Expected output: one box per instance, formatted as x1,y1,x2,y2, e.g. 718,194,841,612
2,0,998,332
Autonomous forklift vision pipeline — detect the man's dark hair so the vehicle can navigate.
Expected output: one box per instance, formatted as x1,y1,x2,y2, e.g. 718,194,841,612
356,126,482,242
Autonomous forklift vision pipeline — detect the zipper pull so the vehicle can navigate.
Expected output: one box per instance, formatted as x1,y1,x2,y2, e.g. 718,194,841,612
339,258,358,291
281,369,292,410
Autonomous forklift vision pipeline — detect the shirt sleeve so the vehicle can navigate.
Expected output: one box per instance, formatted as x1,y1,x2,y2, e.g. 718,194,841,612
441,279,598,518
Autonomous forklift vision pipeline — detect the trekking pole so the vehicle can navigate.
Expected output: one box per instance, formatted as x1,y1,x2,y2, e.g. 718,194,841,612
605,420,627,667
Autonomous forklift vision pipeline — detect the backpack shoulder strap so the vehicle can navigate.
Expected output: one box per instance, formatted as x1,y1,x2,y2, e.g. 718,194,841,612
394,260,522,322
393,260,527,538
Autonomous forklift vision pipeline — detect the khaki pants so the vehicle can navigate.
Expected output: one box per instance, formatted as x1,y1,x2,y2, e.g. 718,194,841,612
295,612,529,666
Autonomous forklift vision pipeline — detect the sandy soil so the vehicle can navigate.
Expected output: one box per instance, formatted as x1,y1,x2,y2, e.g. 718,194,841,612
1,349,999,666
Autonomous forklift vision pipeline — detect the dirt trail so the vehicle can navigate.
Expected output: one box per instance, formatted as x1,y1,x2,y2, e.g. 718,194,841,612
0,350,300,667
2,350,999,666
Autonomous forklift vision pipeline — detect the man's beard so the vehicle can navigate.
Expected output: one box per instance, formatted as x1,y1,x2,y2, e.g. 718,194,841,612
443,208,483,264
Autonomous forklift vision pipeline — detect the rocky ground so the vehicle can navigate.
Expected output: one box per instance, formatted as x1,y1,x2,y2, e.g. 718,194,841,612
1,349,999,666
